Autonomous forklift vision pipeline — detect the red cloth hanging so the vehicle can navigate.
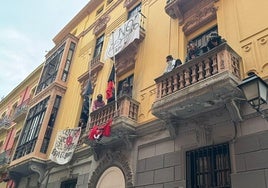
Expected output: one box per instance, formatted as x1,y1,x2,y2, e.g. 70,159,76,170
88,119,112,141
88,125,99,140
102,119,112,137
106,81,115,100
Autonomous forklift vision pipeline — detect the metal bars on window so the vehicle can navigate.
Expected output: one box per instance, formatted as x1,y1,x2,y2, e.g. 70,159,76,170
186,143,231,188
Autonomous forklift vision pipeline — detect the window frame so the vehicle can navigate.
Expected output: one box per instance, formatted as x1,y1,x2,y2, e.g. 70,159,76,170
189,26,218,49
186,142,231,188
93,34,105,58
13,97,50,160
117,74,134,97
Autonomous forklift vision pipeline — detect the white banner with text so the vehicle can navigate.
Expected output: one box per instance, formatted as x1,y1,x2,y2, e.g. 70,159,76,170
105,13,140,58
49,127,81,165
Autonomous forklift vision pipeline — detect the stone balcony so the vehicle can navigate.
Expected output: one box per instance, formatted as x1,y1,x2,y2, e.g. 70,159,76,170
13,99,30,123
152,43,243,132
89,54,104,76
87,95,139,159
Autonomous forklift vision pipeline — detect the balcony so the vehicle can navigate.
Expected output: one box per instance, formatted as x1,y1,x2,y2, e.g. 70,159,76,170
0,150,11,166
152,43,242,125
0,116,11,129
165,0,182,20
8,139,46,182
87,95,139,158
13,99,30,123
0,150,11,173
89,54,104,77
12,139,37,160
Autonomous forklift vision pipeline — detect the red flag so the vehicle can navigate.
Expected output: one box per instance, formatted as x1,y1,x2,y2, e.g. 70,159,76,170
106,65,115,101
102,119,112,137
106,80,114,100
88,125,98,140
88,119,113,141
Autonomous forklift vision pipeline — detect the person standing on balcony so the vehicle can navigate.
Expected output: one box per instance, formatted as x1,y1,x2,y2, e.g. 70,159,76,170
120,81,132,97
185,41,201,62
207,32,223,50
164,55,181,73
93,94,105,111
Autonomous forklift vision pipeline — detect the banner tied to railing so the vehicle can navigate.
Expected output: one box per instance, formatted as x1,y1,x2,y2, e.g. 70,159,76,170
105,13,141,59
49,127,81,165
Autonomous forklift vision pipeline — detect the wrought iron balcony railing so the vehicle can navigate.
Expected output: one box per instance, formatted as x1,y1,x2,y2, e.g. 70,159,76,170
0,150,11,166
0,116,11,129
13,99,30,122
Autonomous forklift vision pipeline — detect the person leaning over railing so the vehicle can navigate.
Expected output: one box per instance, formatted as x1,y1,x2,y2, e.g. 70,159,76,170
164,55,182,74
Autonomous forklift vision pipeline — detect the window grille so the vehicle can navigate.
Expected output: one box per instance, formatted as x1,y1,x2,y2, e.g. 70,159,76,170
186,143,231,188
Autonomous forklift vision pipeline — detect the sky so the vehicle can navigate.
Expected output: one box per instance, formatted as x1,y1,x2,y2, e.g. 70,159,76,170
0,0,89,100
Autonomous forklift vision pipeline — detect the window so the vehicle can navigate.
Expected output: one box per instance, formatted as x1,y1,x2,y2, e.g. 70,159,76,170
13,97,50,160
186,143,231,188
96,5,104,16
93,34,105,58
107,0,113,5
189,26,218,49
128,3,141,19
40,96,62,153
61,42,76,82
60,179,77,188
118,75,134,97
36,43,65,94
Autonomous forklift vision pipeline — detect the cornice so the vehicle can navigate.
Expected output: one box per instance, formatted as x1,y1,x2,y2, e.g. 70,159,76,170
53,0,102,44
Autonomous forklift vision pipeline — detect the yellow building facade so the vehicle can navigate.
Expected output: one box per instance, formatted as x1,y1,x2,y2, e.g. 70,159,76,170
0,64,42,188
1,0,268,187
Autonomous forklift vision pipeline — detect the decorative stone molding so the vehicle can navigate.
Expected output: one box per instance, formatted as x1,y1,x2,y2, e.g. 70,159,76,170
29,163,45,184
164,116,179,139
226,99,243,122
165,0,218,35
93,15,111,36
182,3,217,35
88,151,133,188
115,31,145,76
195,124,212,146
30,83,66,106
124,0,139,9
